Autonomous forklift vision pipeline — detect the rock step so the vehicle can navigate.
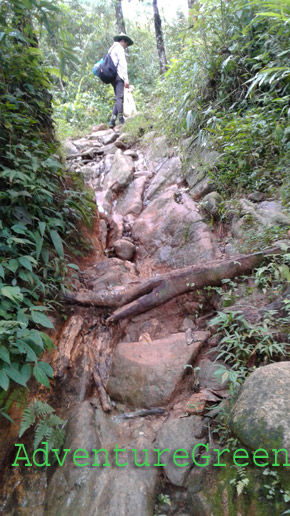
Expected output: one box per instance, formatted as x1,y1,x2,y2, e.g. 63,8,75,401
107,331,210,408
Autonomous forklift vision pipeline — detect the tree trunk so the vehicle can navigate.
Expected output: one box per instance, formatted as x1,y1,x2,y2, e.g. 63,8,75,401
188,0,196,8
115,0,126,34
152,0,167,74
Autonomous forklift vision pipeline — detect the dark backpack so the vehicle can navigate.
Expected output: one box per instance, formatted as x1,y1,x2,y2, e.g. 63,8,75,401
94,52,117,84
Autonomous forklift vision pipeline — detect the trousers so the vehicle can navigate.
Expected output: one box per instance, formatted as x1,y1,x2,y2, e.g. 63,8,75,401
111,75,124,116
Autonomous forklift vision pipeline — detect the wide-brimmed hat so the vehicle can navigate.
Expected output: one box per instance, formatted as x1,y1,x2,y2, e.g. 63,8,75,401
114,33,134,46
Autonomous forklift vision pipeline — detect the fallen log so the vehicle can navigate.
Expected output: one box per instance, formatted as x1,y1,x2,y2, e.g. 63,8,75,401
64,247,283,322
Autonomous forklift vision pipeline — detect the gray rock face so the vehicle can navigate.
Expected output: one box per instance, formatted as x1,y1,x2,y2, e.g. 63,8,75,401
155,416,205,486
229,362,290,451
107,332,209,408
84,257,138,291
104,149,134,193
132,188,221,269
184,146,219,198
145,157,182,201
145,135,168,165
232,199,290,238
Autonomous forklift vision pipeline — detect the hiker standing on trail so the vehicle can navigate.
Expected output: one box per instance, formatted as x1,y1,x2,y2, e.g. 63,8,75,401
108,33,134,129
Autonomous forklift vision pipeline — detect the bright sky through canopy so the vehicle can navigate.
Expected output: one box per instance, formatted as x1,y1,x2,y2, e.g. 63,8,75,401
122,0,188,21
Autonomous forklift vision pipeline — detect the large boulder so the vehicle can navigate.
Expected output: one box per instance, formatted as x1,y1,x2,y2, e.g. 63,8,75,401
107,331,209,408
64,139,79,157
229,362,290,451
104,149,134,193
132,187,221,269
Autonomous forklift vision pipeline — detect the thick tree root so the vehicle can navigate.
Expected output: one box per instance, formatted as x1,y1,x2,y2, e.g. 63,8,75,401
65,247,283,322
107,247,282,322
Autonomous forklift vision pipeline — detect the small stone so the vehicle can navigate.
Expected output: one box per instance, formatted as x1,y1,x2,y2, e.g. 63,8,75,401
180,317,196,332
113,238,136,261
201,192,222,217
248,192,266,202
124,150,138,159
101,132,119,146
91,123,107,132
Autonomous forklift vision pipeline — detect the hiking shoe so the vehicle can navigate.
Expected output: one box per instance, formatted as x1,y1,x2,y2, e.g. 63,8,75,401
118,116,125,125
109,118,116,129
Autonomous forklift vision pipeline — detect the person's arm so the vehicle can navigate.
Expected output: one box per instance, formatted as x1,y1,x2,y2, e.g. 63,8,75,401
115,44,129,84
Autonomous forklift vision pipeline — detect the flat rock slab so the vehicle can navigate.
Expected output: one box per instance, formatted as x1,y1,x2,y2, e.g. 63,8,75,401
229,362,290,452
45,402,157,516
107,331,209,408
132,188,221,269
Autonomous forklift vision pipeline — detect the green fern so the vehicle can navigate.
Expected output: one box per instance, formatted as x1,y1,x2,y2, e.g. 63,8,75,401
230,466,249,496
19,400,65,451
19,400,54,437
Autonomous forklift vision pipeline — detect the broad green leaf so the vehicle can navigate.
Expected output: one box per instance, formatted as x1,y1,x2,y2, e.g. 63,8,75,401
67,263,80,270
0,370,9,391
0,346,10,364
18,270,29,282
33,365,50,388
41,248,49,265
19,256,33,271
31,311,55,329
11,224,27,235
5,259,19,273
17,310,29,327
4,365,27,387
23,343,38,363
50,230,64,258
1,286,23,303
0,265,4,279
21,364,32,383
39,332,55,350
35,236,44,260
38,221,46,237
38,361,54,378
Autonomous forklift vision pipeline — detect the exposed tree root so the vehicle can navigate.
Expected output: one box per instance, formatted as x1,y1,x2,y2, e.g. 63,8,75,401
65,247,283,323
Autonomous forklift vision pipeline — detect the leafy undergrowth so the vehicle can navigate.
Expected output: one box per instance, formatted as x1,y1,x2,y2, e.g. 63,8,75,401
0,1,96,422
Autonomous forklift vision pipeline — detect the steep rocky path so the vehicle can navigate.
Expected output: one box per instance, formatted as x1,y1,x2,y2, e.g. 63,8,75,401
3,123,289,515
41,124,229,516
0,125,289,516
0,122,229,516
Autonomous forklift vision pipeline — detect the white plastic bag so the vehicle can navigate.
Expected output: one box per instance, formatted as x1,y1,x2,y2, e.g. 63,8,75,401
123,85,137,118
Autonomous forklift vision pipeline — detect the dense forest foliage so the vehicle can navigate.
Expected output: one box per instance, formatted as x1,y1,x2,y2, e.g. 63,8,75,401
0,0,290,428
